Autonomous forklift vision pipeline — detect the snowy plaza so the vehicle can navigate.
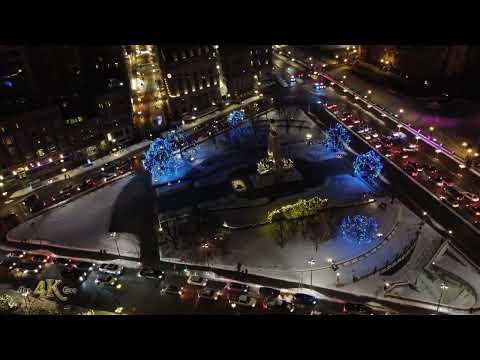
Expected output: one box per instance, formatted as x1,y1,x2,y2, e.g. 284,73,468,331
7,107,480,310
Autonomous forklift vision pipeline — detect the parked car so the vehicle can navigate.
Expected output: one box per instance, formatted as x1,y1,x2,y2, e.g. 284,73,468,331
137,267,165,280
259,287,280,299
6,250,26,259
187,275,208,287
98,263,124,275
59,185,76,197
162,285,184,296
31,254,51,264
343,302,374,315
61,265,89,283
0,260,17,271
444,186,464,201
13,262,42,275
103,172,117,183
230,294,257,308
198,287,222,301
432,176,454,188
74,261,96,272
95,275,122,289
293,293,318,307
440,192,460,208
462,191,479,204
226,282,249,293
53,257,72,266
423,164,438,176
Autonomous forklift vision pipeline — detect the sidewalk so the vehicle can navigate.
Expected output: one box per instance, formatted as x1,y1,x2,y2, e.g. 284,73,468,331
9,140,151,200
181,95,263,131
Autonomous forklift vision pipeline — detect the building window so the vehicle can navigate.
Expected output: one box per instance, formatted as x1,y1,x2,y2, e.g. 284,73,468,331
172,53,178,62
197,47,202,56
189,49,194,57
182,51,186,59
204,46,209,54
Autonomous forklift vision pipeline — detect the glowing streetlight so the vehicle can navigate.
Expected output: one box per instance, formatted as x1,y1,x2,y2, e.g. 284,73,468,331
429,126,435,132
307,259,316,286
462,142,468,147
368,90,372,94
399,108,404,113
437,282,449,312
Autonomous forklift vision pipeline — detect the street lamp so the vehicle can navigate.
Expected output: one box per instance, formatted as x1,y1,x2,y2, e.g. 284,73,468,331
429,126,435,132
201,242,209,267
399,108,404,113
437,282,448,312
336,272,341,286
307,258,316,286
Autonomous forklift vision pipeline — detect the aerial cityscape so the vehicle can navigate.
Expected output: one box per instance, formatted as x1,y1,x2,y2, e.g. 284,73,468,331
1,44,480,315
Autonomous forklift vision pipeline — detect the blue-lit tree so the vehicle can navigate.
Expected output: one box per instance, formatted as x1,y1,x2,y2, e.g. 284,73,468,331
340,215,379,245
143,136,182,183
226,110,254,145
323,123,351,152
353,150,383,182
165,127,199,162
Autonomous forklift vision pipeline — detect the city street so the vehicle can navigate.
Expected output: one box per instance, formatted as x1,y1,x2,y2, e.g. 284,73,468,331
0,249,437,315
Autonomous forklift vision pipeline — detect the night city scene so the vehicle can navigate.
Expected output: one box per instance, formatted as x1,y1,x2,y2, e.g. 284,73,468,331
2,44,480,317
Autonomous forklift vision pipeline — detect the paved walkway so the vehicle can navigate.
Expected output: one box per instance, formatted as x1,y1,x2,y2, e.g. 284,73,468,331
181,95,262,131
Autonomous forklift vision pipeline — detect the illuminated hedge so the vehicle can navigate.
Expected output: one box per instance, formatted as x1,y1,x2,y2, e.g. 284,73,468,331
267,196,328,223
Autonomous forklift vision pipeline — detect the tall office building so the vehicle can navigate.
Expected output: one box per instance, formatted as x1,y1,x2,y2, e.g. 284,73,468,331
219,45,273,101
157,45,223,124
0,46,133,180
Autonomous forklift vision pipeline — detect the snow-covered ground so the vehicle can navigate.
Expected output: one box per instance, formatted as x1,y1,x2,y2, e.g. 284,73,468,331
7,175,140,258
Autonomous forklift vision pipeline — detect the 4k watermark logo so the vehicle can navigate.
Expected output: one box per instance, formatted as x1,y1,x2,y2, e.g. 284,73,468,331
32,279,77,302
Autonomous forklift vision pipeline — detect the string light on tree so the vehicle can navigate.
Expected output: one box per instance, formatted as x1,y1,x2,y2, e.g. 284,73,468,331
322,123,351,152
353,150,383,183
340,215,379,245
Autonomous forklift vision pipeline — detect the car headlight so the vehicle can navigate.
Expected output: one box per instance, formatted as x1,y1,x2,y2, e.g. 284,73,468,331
23,270,28,274
95,280,99,284
137,273,142,278
79,276,84,281
231,303,236,308
116,284,122,289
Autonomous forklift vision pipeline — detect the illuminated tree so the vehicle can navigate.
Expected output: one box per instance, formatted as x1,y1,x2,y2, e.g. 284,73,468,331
165,127,198,162
340,215,379,245
323,123,351,152
143,136,182,183
353,150,383,182
226,110,254,144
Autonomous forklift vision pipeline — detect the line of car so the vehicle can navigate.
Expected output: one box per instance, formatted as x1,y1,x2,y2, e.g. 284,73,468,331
328,105,480,227
1,250,386,315
20,159,134,216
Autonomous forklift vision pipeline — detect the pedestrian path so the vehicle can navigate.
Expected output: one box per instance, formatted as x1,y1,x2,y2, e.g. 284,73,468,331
181,95,262,131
